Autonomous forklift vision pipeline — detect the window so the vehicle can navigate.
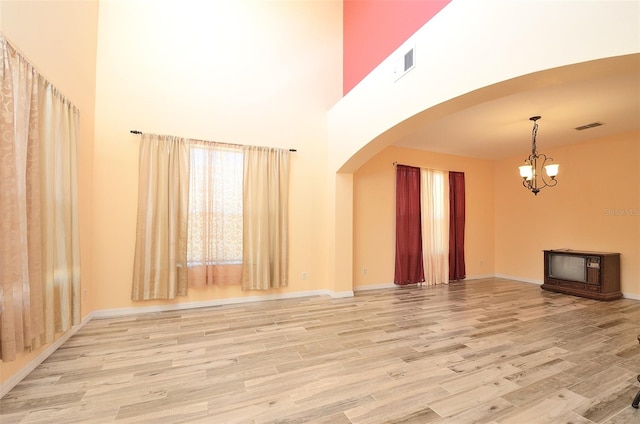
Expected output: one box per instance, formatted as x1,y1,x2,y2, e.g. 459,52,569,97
187,142,243,266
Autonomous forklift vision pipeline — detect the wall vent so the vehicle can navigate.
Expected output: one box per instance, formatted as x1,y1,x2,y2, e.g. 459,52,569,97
574,122,604,131
394,45,415,81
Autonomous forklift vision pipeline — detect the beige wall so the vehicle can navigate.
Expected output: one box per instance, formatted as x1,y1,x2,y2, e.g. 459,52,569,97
495,131,640,296
353,146,495,288
91,0,343,311
0,0,99,385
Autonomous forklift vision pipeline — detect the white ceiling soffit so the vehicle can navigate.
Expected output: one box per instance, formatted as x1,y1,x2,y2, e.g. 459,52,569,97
393,60,640,160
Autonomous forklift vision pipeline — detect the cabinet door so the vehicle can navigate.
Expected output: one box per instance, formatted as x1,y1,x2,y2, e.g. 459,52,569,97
586,256,600,284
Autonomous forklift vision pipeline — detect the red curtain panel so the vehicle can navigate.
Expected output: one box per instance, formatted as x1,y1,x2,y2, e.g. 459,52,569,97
394,165,425,285
449,171,466,280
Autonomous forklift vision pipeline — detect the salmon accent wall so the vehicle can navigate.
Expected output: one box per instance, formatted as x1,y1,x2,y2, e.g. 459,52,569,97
494,131,640,296
353,146,495,288
343,0,450,95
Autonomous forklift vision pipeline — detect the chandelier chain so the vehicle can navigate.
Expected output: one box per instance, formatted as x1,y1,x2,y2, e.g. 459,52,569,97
531,120,538,155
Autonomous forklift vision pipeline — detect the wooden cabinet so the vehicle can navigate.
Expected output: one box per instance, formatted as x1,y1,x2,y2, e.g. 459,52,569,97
542,250,621,301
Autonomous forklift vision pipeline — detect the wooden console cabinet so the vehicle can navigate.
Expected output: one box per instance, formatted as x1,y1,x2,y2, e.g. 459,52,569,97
542,250,621,301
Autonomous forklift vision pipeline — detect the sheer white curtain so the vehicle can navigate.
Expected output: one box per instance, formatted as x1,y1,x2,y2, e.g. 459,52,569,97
242,146,290,290
187,140,243,286
420,168,450,285
131,134,189,300
0,37,80,361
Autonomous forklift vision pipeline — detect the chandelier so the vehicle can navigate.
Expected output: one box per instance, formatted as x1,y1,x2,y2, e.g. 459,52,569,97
518,116,559,195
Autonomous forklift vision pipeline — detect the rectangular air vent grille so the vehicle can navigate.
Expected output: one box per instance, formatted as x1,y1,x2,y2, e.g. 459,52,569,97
574,122,604,131
394,45,415,81
403,49,414,72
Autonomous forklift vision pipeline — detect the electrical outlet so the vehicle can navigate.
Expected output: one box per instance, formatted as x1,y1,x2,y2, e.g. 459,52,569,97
363,267,367,275
301,272,307,280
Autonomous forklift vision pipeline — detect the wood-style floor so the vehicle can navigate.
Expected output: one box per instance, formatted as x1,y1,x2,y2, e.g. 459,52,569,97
1,278,640,423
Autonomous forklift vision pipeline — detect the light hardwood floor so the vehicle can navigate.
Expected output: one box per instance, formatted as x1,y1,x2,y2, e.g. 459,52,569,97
1,278,640,423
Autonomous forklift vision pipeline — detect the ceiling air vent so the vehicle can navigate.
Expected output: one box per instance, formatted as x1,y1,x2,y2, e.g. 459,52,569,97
574,122,604,131
394,45,415,81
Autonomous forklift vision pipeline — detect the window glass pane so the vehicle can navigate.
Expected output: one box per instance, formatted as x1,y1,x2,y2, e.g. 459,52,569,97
187,144,243,266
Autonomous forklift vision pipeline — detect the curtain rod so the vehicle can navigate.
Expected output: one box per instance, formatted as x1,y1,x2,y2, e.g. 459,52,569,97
130,130,297,152
393,162,461,173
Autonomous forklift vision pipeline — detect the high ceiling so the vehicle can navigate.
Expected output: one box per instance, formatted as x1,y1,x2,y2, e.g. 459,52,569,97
392,55,640,160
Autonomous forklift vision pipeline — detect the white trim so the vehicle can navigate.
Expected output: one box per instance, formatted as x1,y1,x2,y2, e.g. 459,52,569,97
623,292,640,301
0,314,93,399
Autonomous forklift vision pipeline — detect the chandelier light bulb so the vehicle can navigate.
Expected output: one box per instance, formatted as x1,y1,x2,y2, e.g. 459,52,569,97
519,165,533,180
545,163,559,178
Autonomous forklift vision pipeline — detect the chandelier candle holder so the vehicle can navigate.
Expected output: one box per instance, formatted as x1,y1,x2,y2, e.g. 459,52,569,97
518,116,559,195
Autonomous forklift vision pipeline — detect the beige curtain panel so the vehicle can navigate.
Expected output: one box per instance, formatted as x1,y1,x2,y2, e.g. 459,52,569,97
242,146,290,291
0,36,81,362
131,134,189,300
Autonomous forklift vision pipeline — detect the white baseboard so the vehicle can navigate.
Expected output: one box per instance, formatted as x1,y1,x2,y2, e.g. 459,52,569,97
623,292,640,300
1,313,93,399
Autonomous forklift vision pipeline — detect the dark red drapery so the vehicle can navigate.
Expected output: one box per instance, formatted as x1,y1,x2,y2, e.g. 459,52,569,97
449,171,466,280
394,165,425,285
